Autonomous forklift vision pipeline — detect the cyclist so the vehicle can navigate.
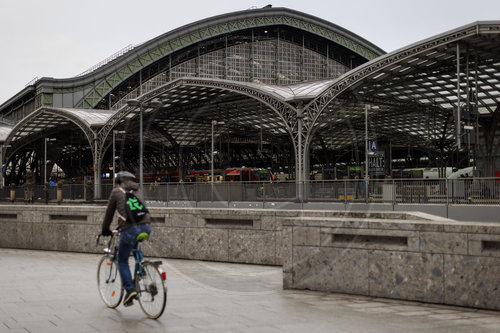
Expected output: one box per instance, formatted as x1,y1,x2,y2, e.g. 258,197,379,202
101,171,151,307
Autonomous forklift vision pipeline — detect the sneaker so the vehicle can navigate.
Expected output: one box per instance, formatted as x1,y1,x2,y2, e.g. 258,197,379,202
123,290,137,307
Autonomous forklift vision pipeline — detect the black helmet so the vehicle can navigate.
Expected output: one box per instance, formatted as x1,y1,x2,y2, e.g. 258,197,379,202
115,171,137,185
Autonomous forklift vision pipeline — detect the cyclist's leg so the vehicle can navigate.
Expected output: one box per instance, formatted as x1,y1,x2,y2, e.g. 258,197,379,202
118,226,138,292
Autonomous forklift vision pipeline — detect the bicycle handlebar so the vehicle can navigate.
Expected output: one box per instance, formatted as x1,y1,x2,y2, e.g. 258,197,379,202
95,229,119,247
95,235,102,247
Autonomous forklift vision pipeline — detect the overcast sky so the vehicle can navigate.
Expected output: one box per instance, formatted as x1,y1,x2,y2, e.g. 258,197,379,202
1,0,499,105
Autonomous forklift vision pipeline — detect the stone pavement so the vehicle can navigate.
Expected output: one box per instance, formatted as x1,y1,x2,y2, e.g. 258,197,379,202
0,248,499,333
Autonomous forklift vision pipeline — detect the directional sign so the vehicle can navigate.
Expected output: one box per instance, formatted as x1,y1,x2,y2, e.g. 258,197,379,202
368,152,385,176
369,140,377,152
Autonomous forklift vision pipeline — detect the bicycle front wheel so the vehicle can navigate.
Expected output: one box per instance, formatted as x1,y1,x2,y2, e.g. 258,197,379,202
135,262,167,319
97,255,123,308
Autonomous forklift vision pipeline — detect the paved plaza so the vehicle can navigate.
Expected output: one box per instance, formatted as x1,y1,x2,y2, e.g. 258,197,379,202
0,248,499,333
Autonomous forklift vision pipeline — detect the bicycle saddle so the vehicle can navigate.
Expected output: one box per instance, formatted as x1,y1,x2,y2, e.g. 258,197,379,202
136,232,149,242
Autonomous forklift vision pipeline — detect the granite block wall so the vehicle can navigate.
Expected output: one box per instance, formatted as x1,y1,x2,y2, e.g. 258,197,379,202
1,204,498,310
283,216,500,310
0,205,290,266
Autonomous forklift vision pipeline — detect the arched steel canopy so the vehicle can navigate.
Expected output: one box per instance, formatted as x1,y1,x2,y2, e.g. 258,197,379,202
5,7,384,114
1,14,499,188
304,21,500,154
96,77,303,164
97,77,342,154
244,79,335,102
4,107,114,159
0,124,12,142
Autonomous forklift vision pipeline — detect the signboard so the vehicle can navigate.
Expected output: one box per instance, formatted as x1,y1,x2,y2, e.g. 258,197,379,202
368,152,385,176
369,140,377,152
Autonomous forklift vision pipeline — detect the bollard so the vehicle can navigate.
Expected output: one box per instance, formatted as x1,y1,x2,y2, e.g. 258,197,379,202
44,182,50,204
56,181,63,204
10,184,15,202
85,180,94,202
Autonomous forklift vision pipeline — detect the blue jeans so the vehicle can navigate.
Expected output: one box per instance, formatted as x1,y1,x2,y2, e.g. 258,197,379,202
118,224,151,291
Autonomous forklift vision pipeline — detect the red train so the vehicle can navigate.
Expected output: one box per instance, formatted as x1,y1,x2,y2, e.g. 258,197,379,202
187,167,274,182
101,167,274,183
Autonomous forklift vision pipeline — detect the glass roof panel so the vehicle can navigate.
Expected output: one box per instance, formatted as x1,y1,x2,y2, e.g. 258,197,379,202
0,125,12,141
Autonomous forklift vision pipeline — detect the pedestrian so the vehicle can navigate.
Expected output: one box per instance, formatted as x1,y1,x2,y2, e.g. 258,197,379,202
24,171,35,203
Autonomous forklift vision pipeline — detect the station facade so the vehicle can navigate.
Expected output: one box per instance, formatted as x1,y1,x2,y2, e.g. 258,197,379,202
0,7,499,198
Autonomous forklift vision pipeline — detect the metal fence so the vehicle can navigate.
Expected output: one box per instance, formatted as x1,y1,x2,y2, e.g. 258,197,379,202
304,178,500,205
1,178,499,205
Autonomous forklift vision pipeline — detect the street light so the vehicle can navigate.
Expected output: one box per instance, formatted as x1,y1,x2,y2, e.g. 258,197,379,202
44,138,56,183
0,144,11,189
211,120,225,184
365,104,370,182
126,99,162,192
365,104,379,202
364,104,380,179
112,130,127,182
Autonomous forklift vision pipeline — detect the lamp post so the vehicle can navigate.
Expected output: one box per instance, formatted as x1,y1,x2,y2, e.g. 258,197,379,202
44,138,56,184
126,99,161,192
0,144,10,189
0,145,3,189
364,104,379,202
211,120,225,184
112,130,126,182
365,104,369,181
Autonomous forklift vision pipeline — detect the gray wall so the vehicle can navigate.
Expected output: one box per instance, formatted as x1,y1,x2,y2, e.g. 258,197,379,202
1,204,498,310
283,216,500,310
0,205,289,265
0,205,430,265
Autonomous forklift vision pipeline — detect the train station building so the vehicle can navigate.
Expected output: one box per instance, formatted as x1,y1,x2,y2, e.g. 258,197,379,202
0,7,499,198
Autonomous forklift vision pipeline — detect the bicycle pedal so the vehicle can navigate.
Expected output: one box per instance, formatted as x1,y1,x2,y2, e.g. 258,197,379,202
123,300,134,307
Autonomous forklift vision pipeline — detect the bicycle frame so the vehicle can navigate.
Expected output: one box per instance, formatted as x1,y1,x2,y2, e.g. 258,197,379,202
97,233,120,283
133,244,146,281
97,231,166,294
97,229,167,318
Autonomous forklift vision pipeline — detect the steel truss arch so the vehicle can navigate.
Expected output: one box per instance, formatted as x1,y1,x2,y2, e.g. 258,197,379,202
286,22,500,188
97,77,299,157
74,8,383,109
95,77,311,199
4,107,97,162
302,24,487,138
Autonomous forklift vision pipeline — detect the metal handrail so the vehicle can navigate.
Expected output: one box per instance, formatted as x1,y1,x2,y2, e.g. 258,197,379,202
1,178,499,205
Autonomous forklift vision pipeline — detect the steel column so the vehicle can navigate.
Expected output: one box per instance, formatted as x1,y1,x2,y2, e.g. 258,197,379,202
456,43,461,149
296,108,304,202
44,138,47,184
211,120,215,186
94,136,101,199
140,102,144,192
0,146,4,188
112,131,116,182
365,104,369,203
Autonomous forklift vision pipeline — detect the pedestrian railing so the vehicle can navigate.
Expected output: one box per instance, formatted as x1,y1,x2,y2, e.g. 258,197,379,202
1,178,499,205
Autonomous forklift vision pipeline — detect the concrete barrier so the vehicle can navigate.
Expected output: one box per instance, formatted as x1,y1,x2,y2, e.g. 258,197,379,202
0,205,428,264
0,205,289,265
0,204,498,310
282,216,500,310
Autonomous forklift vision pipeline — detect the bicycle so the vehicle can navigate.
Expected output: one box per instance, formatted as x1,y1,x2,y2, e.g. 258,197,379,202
96,230,167,319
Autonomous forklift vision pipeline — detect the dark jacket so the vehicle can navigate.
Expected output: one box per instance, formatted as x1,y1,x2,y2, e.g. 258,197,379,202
102,180,151,231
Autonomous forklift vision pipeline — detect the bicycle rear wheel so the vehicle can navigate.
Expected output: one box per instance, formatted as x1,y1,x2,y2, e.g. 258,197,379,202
97,255,123,308
135,262,167,319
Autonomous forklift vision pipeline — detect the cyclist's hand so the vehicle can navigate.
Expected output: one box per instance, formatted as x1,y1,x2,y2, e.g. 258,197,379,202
101,228,112,236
